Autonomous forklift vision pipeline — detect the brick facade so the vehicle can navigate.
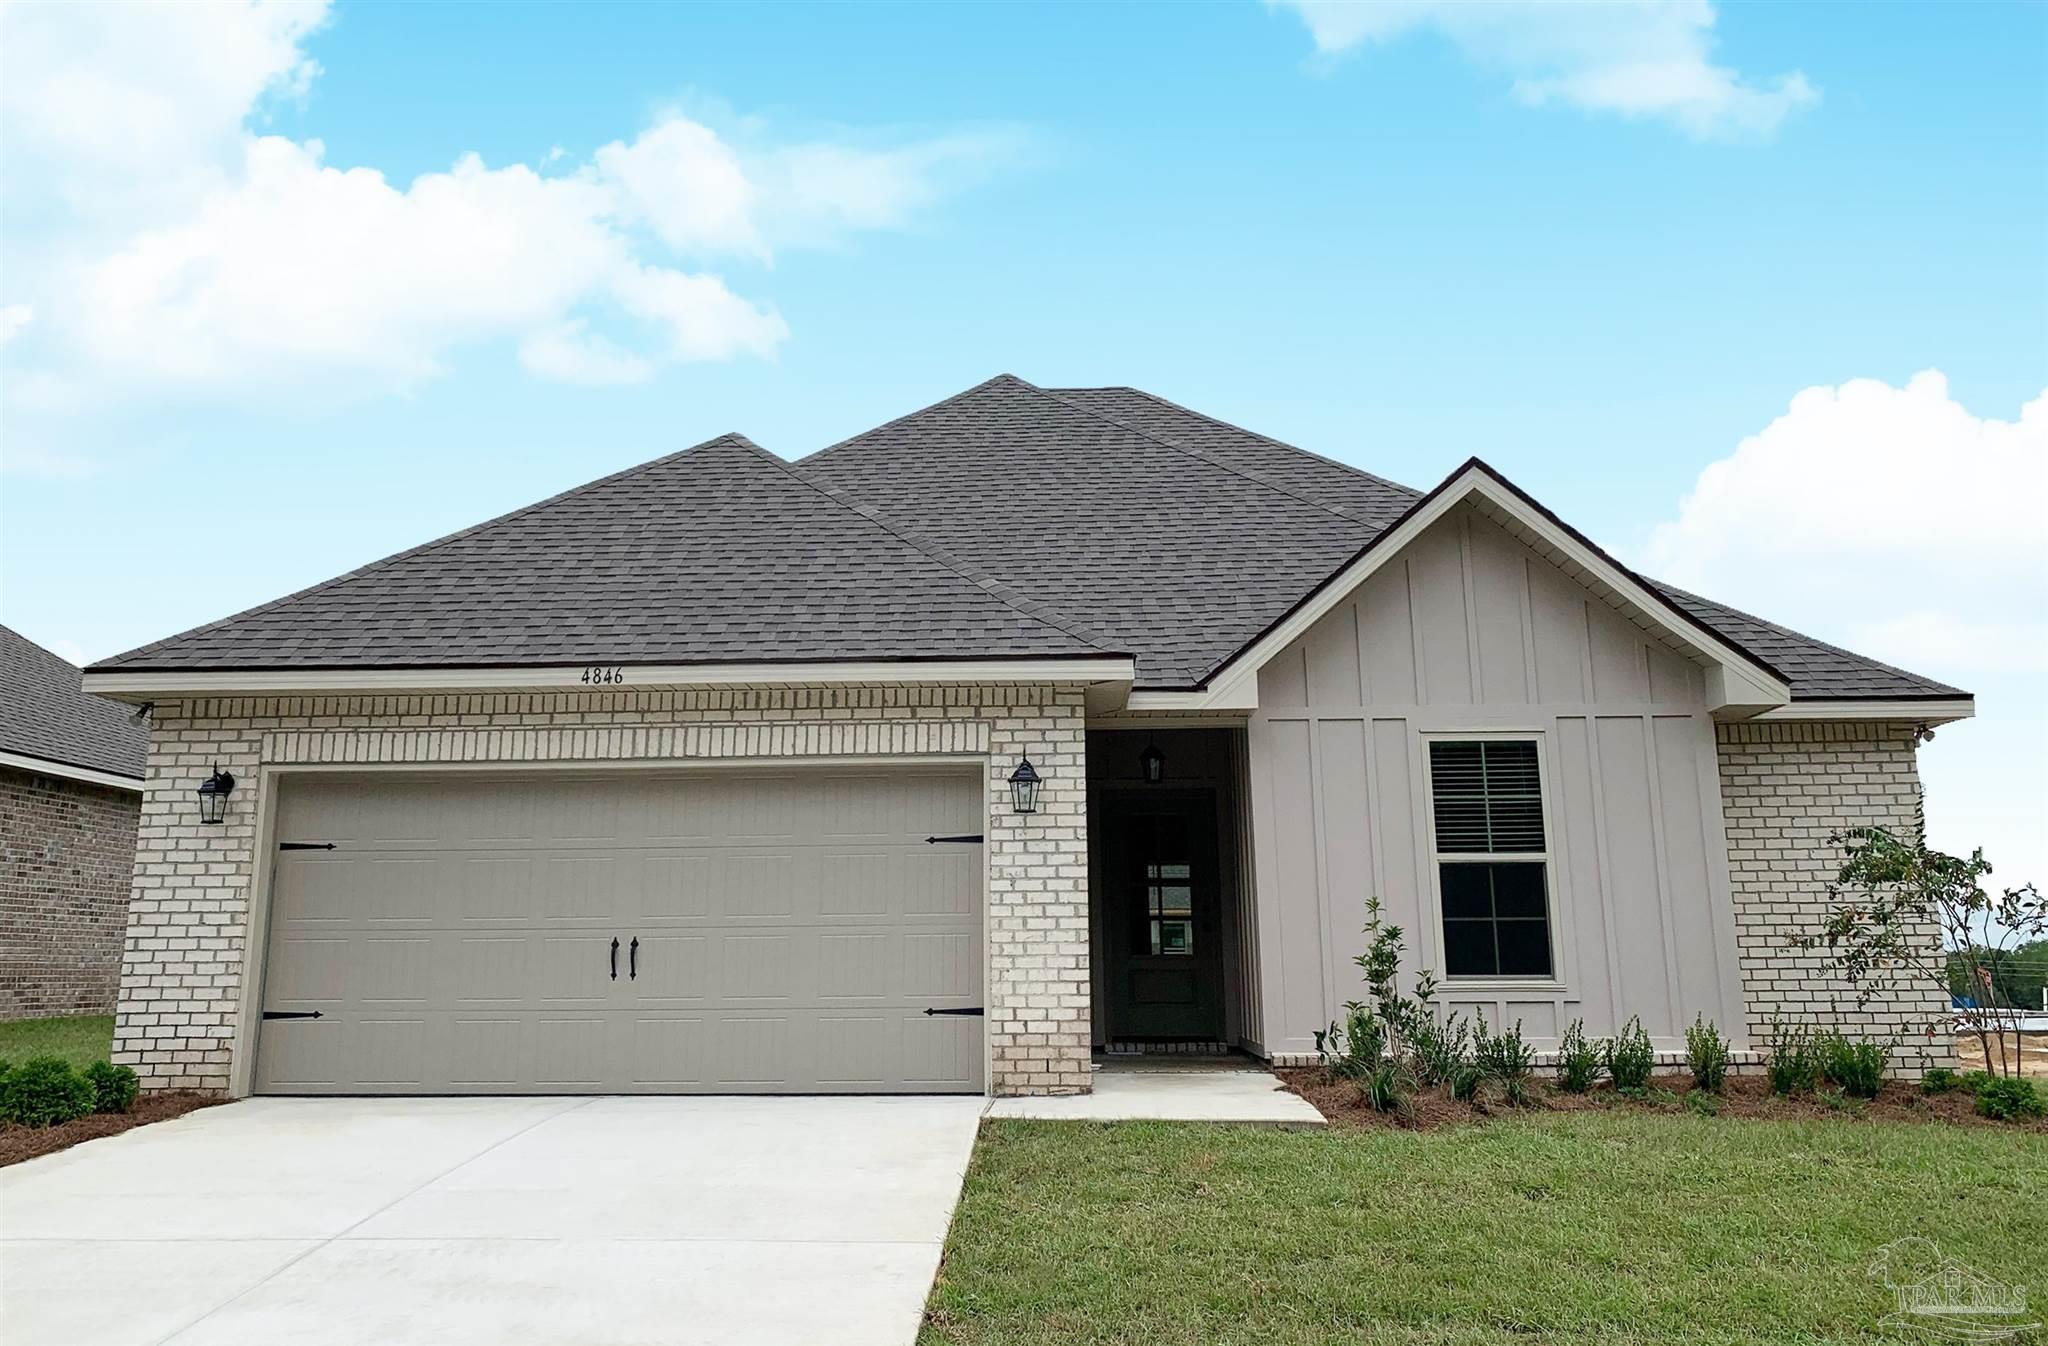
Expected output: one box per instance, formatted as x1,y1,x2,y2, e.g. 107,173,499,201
1,766,140,1020
113,685,1091,1096
1717,720,1955,1075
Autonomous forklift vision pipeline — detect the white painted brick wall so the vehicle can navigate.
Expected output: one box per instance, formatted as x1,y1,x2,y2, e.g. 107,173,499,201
114,684,1092,1096
1717,720,1956,1075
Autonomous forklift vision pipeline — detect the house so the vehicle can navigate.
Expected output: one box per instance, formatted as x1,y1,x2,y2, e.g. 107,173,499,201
79,376,1969,1096
1,625,149,1021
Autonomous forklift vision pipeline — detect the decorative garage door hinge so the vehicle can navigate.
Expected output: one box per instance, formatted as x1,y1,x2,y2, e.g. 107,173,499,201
923,1007,985,1016
278,842,337,851
924,834,984,845
261,1010,324,1021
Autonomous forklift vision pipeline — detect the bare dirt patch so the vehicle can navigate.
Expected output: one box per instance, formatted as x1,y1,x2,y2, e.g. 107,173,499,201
1956,1031,2048,1078
1276,1068,2048,1133
0,1092,224,1168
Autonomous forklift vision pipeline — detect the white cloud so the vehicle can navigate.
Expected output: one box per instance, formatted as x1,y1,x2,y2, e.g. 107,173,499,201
0,304,30,345
1274,0,1819,139
1645,370,2047,677
0,1,1010,407
1644,371,2048,889
517,322,655,388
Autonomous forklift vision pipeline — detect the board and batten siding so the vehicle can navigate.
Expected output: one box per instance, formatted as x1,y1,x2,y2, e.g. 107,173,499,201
1246,504,1748,1061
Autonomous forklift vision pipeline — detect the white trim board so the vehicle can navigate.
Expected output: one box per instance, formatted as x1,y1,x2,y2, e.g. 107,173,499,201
1754,698,1975,725
83,656,1138,704
1137,462,1792,717
0,748,144,792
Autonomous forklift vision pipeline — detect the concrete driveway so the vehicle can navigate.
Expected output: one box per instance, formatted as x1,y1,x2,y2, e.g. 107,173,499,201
0,1095,985,1346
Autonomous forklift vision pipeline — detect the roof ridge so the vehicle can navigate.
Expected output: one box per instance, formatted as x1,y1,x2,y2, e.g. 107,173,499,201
94,433,760,670
800,373,1026,472
1067,385,1425,503
748,433,1121,654
1031,384,1382,529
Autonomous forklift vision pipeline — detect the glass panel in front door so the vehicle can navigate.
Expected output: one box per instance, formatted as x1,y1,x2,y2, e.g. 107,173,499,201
1139,811,1196,956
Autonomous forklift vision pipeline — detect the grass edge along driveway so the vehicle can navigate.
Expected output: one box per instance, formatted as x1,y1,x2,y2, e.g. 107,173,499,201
920,1112,2048,1346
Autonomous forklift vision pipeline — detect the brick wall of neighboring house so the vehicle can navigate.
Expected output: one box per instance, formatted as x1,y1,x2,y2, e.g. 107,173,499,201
113,685,1092,1097
1,766,141,1021
1718,720,1956,1075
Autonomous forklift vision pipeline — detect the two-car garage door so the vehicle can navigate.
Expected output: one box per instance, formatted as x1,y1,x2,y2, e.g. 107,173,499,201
253,768,984,1095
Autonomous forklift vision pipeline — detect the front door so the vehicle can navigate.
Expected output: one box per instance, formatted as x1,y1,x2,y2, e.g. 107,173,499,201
1102,790,1223,1041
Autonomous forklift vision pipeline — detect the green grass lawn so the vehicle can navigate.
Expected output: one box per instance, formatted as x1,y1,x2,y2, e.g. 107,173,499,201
0,1014,114,1071
922,1114,2048,1346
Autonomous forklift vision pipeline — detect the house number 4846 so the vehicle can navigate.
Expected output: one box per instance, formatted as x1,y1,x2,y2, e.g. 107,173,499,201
580,665,625,685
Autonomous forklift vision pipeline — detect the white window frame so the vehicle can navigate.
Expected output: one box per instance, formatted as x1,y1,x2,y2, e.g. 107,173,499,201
1420,729,1564,990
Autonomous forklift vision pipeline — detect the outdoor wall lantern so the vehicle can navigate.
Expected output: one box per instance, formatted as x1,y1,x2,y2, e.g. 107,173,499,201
1007,758,1043,814
196,765,236,825
1140,742,1166,785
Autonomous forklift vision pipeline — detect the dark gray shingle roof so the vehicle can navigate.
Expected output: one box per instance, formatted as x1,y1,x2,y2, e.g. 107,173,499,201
800,376,1376,686
95,434,1111,672
1,626,148,779
91,378,1964,704
806,380,1966,701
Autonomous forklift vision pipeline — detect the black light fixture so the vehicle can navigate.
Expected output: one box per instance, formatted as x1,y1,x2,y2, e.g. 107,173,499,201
1140,741,1166,785
196,765,236,825
1007,758,1042,814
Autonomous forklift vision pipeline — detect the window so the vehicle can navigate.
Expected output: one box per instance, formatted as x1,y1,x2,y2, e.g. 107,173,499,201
1147,862,1194,955
1428,739,1554,979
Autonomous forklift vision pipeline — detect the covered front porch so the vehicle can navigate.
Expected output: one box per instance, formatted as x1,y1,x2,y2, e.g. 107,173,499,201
1086,727,1264,1060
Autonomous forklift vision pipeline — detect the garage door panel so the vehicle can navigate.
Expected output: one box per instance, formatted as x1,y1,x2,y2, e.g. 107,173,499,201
636,854,714,921
624,1017,708,1086
816,933,890,999
630,934,711,1004
902,1014,979,1088
256,768,983,1095
723,852,798,919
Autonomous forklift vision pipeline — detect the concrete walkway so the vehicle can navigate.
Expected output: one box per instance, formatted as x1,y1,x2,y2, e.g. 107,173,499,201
0,1095,985,1346
985,1059,1326,1126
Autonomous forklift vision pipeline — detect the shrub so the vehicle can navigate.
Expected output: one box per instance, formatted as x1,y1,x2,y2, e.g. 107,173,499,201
1973,1077,2046,1122
1815,1031,1889,1099
83,1061,140,1114
1408,1009,1474,1090
0,1056,96,1128
1685,1014,1730,1093
1956,1070,1996,1096
1474,1014,1537,1106
1604,1016,1655,1091
1555,1019,1602,1093
1683,1089,1721,1117
1764,1018,1819,1095
1317,1005,1409,1113
1920,1067,1959,1095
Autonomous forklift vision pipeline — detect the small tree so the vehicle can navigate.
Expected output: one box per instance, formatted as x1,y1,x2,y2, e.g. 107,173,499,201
1796,801,2045,1079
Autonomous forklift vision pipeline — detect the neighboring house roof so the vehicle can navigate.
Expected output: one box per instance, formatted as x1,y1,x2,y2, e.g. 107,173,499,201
87,377,1965,707
0,625,147,784
92,434,1113,673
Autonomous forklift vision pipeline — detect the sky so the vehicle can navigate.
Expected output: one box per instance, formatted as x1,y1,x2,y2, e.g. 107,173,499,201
2,1,2043,891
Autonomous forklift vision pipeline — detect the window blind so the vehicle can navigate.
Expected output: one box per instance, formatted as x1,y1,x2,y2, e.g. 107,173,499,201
1429,740,1545,854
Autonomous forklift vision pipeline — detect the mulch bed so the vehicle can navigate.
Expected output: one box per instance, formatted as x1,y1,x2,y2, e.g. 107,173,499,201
1276,1068,2048,1133
0,1092,224,1168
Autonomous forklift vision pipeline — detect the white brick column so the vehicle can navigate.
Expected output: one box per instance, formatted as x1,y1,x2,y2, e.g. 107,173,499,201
1717,720,1955,1075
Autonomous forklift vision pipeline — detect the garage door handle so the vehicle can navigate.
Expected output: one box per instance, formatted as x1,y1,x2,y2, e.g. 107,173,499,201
610,937,619,981
923,1007,985,1016
629,936,639,980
